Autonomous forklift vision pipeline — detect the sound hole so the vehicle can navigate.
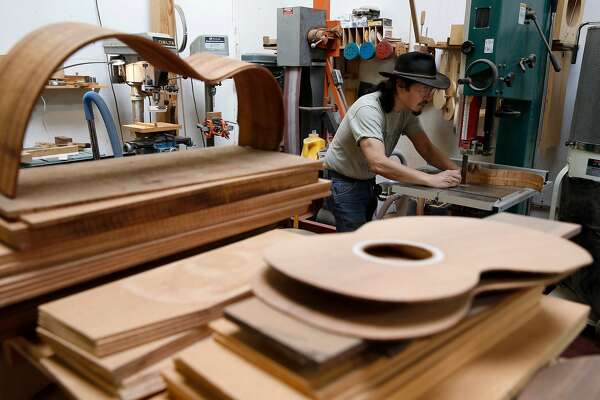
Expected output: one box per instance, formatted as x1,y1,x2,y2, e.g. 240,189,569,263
363,243,433,261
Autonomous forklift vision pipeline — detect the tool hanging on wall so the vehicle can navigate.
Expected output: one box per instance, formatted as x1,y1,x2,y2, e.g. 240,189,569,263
199,112,233,141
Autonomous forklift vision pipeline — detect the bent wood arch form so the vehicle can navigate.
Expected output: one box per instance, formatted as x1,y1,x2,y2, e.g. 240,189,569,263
0,22,283,198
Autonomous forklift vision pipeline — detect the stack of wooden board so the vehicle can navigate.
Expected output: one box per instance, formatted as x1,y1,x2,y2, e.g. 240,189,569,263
161,293,588,400
158,217,591,399
0,147,328,307
33,229,305,399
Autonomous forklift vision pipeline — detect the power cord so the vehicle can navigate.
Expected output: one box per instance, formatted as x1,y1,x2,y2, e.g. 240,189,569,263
190,79,206,147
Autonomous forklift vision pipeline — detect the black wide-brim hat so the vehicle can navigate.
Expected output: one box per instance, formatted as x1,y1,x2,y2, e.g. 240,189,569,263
380,51,450,90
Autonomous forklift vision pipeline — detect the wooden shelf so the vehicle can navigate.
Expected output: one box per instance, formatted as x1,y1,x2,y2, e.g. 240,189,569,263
44,84,105,91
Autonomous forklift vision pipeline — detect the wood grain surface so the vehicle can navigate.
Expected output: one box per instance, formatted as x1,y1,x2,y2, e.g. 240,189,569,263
37,229,305,356
174,338,308,400
0,202,312,308
37,327,208,385
178,289,541,400
263,216,591,302
252,266,561,340
0,23,283,198
467,168,544,191
0,175,326,251
419,296,589,400
0,146,318,217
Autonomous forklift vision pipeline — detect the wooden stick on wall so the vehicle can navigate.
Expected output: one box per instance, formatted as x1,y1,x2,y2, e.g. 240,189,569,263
409,0,421,44
151,0,178,124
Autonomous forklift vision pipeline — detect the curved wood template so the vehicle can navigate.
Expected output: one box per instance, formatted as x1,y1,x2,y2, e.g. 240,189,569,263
0,23,283,198
263,216,592,303
252,267,563,340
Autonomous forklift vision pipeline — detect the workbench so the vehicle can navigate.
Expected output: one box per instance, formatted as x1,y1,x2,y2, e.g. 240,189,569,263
378,159,551,213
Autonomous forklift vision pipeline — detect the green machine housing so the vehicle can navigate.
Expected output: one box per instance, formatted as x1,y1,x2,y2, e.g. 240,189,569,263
462,0,555,167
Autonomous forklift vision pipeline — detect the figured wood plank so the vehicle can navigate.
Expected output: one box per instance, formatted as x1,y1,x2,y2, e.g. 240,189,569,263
467,167,544,191
0,180,327,276
174,338,308,400
418,296,589,400
0,23,283,198
485,212,581,239
37,327,208,385
0,146,320,217
19,168,318,228
264,216,591,302
224,297,365,368
0,203,311,308
37,229,305,356
3,172,324,251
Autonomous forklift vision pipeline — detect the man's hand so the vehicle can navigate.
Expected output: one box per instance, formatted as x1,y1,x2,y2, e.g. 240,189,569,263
426,169,461,188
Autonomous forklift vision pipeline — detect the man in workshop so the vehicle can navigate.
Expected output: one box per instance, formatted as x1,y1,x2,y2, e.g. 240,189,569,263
324,52,461,232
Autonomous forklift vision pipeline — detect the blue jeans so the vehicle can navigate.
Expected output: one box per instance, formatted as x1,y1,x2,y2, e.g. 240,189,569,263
327,177,378,232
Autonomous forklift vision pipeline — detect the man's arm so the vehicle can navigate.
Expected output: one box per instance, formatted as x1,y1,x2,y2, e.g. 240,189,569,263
359,138,460,188
409,131,459,171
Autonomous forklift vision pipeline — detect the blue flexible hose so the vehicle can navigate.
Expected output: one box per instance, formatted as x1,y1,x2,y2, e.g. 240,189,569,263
82,91,123,157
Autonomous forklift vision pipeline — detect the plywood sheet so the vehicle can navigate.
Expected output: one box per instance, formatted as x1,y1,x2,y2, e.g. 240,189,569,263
264,216,591,302
174,338,308,400
418,296,589,400
38,327,208,385
38,229,305,356
40,355,169,400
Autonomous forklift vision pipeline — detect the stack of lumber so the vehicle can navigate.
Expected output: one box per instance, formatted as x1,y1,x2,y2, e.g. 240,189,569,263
0,22,330,308
0,146,327,307
159,216,591,399
162,292,588,400
32,229,305,399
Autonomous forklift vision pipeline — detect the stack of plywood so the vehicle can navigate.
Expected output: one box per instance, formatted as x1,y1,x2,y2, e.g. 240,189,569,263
33,229,304,399
159,217,591,399
162,293,588,400
0,146,328,307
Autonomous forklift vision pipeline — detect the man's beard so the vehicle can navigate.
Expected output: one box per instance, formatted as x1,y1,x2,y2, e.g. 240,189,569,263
412,102,427,116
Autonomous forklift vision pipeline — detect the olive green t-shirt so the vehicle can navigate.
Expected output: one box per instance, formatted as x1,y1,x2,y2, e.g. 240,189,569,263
324,91,423,180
